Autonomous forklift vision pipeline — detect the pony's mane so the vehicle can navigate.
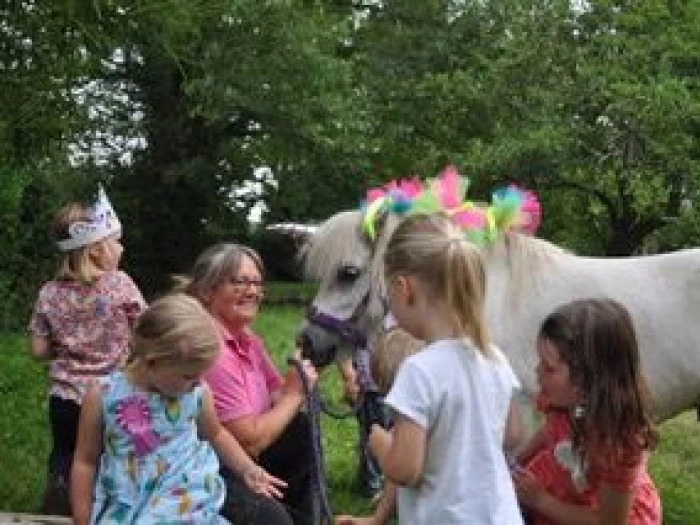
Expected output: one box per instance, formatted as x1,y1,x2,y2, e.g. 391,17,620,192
499,232,568,266
486,233,569,306
302,210,368,280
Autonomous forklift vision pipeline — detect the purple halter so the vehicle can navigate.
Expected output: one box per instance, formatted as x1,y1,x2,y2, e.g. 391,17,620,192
306,305,377,396
306,306,368,348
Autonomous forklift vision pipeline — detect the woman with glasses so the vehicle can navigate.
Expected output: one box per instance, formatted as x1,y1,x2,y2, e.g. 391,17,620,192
177,243,318,525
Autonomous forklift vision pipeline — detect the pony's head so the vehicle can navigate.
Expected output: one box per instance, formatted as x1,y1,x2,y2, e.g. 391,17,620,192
294,166,541,368
298,210,403,365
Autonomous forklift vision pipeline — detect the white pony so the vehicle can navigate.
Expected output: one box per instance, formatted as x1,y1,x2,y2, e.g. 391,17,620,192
291,208,700,422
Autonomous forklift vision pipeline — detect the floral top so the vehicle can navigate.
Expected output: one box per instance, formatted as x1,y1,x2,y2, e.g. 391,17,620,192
92,371,227,524
28,271,145,404
524,411,661,525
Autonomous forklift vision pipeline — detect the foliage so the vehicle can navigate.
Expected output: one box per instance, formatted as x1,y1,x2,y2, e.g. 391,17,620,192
186,1,375,222
545,0,700,254
0,161,85,331
4,0,700,322
26,0,372,294
1,2,95,326
352,0,700,254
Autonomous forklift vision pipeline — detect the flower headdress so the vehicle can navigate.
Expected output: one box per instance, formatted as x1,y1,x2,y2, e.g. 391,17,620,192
57,185,122,251
361,165,541,244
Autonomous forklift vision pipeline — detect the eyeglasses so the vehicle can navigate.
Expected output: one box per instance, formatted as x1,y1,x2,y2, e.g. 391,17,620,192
230,277,265,293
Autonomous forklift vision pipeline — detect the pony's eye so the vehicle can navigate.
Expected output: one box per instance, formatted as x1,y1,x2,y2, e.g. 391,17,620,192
337,265,361,283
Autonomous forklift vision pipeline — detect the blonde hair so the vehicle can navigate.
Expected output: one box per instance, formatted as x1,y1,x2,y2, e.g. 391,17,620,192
52,203,104,284
384,213,491,356
174,243,264,301
370,328,423,394
128,293,219,372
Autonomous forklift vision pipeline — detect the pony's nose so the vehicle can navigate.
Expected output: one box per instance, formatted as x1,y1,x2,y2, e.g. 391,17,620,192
297,324,338,368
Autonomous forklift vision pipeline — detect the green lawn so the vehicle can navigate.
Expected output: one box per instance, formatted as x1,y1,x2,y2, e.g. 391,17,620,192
2,305,700,522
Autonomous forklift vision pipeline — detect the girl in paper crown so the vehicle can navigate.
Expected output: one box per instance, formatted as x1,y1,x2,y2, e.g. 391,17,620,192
71,293,286,525
28,185,146,515
512,299,660,524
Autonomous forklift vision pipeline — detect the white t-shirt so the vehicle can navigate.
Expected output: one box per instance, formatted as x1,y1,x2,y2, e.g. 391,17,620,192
384,338,523,525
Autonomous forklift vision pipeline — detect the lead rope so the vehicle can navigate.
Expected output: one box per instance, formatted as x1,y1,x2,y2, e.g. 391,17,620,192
318,342,375,420
287,357,333,525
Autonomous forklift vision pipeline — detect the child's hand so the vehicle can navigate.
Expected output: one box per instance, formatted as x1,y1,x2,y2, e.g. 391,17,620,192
368,423,390,451
335,515,376,525
512,467,546,510
339,360,360,406
243,465,286,499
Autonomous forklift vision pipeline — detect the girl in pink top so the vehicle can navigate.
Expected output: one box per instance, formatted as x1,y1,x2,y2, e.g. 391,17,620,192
513,299,661,524
28,187,146,515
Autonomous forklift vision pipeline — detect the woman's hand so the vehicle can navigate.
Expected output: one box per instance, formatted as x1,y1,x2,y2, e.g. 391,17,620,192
338,359,359,406
242,465,287,499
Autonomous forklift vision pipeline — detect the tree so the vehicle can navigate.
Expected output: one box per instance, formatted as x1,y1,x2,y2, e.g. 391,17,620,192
352,0,700,254
186,1,372,223
541,0,700,254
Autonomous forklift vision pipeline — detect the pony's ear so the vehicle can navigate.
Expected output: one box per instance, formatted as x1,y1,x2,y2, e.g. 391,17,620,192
266,222,317,247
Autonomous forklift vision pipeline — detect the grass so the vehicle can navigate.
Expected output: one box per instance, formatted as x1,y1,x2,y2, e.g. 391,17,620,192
0,333,52,510
263,281,318,305
2,305,700,522
648,412,700,523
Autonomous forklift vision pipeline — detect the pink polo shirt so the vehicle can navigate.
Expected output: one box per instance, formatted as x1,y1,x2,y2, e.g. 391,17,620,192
204,327,283,423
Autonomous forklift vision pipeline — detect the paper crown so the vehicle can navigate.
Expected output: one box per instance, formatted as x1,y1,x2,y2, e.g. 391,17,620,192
57,185,122,251
360,165,541,244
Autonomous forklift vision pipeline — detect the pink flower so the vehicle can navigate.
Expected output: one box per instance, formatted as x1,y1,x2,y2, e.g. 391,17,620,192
115,395,160,457
519,190,542,234
453,208,487,229
366,188,387,202
365,177,423,203
394,178,424,199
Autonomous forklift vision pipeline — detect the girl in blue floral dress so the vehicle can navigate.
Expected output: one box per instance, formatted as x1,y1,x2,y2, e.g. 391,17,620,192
71,293,285,524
